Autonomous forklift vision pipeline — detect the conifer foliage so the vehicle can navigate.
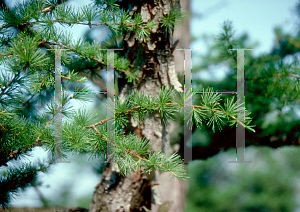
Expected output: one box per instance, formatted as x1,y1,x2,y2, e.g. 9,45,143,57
0,0,255,209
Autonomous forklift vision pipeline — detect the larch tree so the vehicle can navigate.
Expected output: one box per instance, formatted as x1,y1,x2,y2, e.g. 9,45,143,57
185,13,300,212
0,0,255,212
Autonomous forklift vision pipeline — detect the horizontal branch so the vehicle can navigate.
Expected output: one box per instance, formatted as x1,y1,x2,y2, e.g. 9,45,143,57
0,53,12,56
9,142,44,158
35,96,74,143
61,75,82,82
0,65,27,96
38,40,131,76
21,19,149,29
1,18,149,31
264,93,300,103
0,1,69,30
87,130,185,179
116,142,181,178
85,101,248,131
246,73,300,81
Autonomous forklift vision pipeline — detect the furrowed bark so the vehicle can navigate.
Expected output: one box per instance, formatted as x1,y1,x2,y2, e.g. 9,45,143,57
89,0,190,212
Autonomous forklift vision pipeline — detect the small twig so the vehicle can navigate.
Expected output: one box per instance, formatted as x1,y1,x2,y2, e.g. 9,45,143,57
41,40,131,75
0,65,27,96
40,6,56,13
85,118,108,129
141,206,151,212
264,93,300,103
20,20,150,29
0,1,69,30
85,101,249,132
61,75,82,82
0,53,12,56
247,73,300,81
35,96,73,143
8,142,44,158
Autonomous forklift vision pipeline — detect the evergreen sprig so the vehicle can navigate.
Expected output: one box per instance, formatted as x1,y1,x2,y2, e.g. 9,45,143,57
160,4,187,34
0,0,186,87
0,161,50,208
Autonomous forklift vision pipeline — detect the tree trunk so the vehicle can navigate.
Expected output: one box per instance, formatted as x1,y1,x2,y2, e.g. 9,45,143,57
89,0,189,211
150,1,191,212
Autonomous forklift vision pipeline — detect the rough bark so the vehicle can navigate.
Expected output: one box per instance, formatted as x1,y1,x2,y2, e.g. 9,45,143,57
89,0,188,212
151,1,190,212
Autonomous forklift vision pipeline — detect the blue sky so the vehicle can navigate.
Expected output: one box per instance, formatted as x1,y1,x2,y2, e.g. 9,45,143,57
3,0,300,208
191,0,299,80
191,0,298,54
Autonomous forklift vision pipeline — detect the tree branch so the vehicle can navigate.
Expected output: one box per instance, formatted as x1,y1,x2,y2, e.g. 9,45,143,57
85,101,250,135
35,96,74,143
246,73,300,81
0,65,27,96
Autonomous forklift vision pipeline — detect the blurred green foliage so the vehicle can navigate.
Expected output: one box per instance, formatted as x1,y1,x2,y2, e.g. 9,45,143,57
185,0,300,211
186,147,300,212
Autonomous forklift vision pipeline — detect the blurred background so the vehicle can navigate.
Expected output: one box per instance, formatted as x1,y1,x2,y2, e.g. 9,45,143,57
1,0,300,211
